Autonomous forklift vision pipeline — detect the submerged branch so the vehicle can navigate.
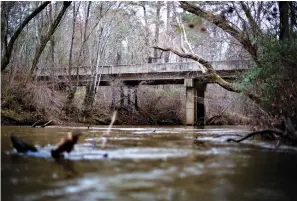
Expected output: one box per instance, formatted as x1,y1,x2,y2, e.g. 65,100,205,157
226,129,283,143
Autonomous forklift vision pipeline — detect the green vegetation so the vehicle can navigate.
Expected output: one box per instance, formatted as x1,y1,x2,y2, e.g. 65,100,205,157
240,37,297,123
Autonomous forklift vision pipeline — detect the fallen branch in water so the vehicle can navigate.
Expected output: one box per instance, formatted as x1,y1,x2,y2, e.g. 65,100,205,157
226,129,282,143
226,117,297,144
41,120,52,128
215,134,244,138
31,120,41,127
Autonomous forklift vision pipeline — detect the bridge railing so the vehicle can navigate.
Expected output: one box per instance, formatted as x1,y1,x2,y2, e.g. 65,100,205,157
37,62,200,76
37,60,253,76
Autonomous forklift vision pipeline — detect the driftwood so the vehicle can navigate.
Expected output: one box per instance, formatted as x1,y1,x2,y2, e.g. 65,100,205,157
41,120,52,128
226,117,297,145
31,120,41,127
31,120,52,128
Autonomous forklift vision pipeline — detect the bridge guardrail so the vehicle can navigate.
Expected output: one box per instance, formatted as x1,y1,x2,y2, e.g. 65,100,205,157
37,60,253,76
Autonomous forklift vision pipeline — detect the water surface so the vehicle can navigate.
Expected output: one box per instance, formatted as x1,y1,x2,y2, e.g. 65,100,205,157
1,125,297,201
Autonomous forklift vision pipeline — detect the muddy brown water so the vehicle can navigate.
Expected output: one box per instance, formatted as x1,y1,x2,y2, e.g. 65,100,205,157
1,125,297,201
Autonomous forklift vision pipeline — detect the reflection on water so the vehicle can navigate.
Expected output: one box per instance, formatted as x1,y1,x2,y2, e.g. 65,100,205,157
1,125,297,201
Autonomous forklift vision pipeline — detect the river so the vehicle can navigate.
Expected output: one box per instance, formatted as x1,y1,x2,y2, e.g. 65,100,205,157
1,125,297,201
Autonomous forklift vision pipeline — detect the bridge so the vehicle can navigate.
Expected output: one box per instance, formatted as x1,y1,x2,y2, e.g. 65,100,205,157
37,60,252,125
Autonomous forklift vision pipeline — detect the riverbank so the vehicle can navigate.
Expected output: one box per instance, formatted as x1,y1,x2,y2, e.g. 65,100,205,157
0,106,252,127
1,80,255,127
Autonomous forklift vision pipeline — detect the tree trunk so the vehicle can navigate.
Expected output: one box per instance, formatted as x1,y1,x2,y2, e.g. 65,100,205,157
165,1,171,63
83,83,96,117
279,1,290,40
65,2,80,114
120,86,124,108
65,2,91,114
141,2,149,47
49,3,55,89
141,3,152,64
28,2,71,80
153,1,162,63
81,1,91,59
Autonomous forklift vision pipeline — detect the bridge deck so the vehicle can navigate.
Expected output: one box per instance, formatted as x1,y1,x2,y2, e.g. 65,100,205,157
37,61,252,86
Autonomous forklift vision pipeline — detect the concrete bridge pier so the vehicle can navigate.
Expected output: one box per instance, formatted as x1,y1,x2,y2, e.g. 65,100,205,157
185,79,206,126
120,86,139,110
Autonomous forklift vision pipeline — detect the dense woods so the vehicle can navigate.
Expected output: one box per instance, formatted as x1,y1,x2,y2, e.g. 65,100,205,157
1,1,296,142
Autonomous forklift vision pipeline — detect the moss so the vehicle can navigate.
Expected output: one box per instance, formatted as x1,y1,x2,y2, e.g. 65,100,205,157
211,73,219,80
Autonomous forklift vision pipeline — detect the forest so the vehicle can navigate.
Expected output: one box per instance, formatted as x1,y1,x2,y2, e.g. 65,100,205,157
1,1,297,143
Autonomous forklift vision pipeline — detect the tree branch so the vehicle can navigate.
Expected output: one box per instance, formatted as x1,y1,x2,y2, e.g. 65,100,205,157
152,45,261,104
240,2,262,35
1,1,51,72
227,118,297,143
226,129,283,143
153,46,214,73
179,1,259,64
29,1,71,79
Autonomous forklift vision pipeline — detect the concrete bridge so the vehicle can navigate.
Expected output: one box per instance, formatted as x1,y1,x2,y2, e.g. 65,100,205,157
37,60,252,125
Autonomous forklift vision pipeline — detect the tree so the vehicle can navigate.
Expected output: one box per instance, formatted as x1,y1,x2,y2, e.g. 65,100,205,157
153,11,261,103
28,1,71,79
173,1,297,137
64,2,81,114
179,1,260,64
1,1,50,72
164,1,172,63
153,1,296,105
82,2,123,116
153,1,162,63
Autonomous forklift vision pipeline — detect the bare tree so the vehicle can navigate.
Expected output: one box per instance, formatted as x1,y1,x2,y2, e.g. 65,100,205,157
153,1,162,63
64,2,81,113
153,12,261,103
82,2,120,116
164,1,172,63
1,1,50,72
28,1,71,80
179,1,260,65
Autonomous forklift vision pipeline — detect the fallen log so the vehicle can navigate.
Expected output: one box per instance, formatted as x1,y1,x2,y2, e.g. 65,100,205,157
41,120,52,128
31,120,41,127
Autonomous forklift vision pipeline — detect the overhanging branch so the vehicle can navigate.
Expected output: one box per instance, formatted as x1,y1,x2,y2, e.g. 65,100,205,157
152,45,261,104
1,1,51,72
153,46,213,73
179,1,259,64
